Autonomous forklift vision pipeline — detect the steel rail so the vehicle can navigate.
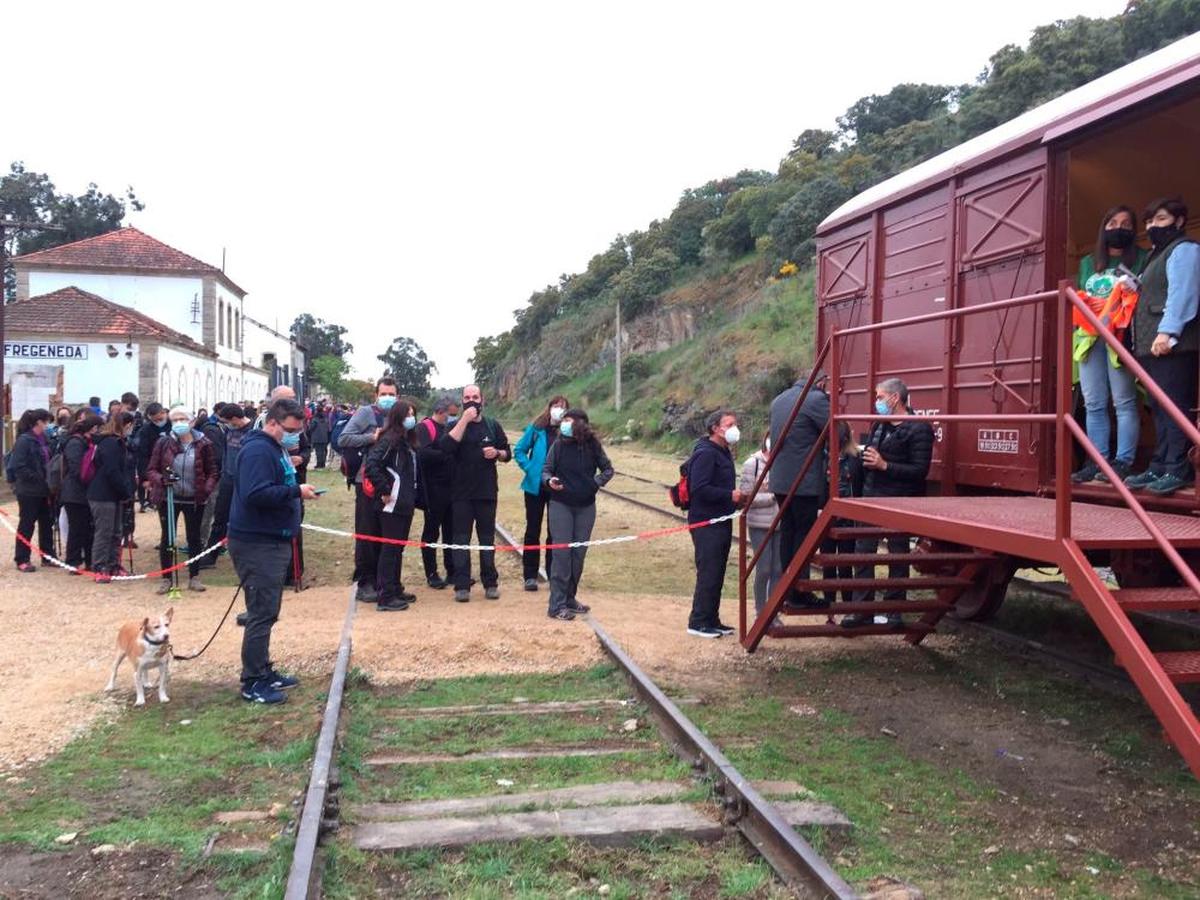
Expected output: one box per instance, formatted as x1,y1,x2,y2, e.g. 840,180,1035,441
284,585,357,900
597,484,687,521
612,468,673,490
587,617,857,899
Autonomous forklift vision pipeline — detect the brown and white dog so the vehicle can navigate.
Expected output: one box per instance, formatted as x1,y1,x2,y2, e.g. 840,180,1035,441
104,607,174,706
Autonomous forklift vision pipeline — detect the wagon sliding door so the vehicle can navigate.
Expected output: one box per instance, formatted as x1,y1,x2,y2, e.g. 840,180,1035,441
953,149,1050,493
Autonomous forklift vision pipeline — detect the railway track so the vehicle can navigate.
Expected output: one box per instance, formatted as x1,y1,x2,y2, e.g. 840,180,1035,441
283,526,857,899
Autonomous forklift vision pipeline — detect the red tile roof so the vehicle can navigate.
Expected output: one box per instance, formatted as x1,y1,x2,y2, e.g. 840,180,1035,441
13,227,246,295
6,286,216,357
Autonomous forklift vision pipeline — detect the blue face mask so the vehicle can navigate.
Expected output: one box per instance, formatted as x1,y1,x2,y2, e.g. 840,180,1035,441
377,395,397,411
560,421,574,438
874,399,891,416
171,422,191,437
281,431,301,449
446,415,459,425
403,415,417,431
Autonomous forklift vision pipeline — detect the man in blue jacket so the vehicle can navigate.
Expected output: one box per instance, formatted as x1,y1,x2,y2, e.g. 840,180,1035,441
686,410,744,639
229,398,320,704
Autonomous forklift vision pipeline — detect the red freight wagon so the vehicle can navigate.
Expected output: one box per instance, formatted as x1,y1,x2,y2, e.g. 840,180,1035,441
741,34,1200,780
815,32,1200,504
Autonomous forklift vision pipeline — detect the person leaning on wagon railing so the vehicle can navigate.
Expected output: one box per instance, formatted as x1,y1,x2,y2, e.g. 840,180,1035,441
841,378,933,629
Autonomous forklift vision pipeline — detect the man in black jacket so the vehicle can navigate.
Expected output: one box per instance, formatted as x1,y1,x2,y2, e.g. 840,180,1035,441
842,378,934,628
416,396,460,588
686,410,744,639
135,403,170,512
768,371,830,607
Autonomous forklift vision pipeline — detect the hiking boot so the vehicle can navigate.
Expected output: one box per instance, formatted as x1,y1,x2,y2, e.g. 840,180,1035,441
188,576,206,592
1070,461,1101,484
1093,460,1132,484
485,586,500,600
355,584,379,603
377,596,410,611
266,669,299,690
235,612,248,627
1147,472,1190,496
840,613,873,628
524,578,539,592
156,580,173,595
687,626,723,639
1124,469,1162,490
566,598,591,614
713,621,736,636
241,678,287,705
454,589,470,603
548,608,576,621
427,575,448,590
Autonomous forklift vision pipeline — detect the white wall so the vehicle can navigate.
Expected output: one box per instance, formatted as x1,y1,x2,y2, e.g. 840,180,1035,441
213,282,245,364
4,333,139,407
28,271,205,345
242,318,295,385
155,345,220,413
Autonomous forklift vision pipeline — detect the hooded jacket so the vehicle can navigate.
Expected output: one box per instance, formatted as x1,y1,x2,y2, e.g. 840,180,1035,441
364,433,419,515
10,431,50,499
147,431,219,506
540,435,613,507
686,437,736,524
87,433,134,503
229,429,302,543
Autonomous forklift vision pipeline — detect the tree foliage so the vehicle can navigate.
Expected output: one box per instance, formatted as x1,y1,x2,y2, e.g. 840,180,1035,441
378,336,436,397
290,314,354,383
311,354,350,401
1,162,144,301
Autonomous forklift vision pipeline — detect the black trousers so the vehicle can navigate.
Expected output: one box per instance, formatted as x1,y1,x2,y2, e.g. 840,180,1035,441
688,520,732,630
820,527,857,604
378,511,414,600
451,498,498,590
522,490,554,580
420,489,455,579
158,498,204,580
1139,351,1198,479
352,484,382,587
208,478,234,547
850,534,912,603
773,493,821,600
63,501,93,568
314,443,328,469
230,537,291,684
14,495,53,565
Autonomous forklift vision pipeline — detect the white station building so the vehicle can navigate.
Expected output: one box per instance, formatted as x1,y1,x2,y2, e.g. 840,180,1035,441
5,227,305,413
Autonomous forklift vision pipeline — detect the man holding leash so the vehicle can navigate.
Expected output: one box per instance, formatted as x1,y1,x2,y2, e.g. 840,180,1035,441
229,398,320,704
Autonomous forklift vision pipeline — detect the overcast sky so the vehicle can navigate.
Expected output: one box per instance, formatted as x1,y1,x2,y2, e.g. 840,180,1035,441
6,0,1127,386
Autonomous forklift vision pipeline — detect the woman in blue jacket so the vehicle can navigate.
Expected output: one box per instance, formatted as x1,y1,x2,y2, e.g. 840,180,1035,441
513,394,569,592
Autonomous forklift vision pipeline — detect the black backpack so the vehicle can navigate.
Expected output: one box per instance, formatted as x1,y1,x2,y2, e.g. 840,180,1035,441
340,408,386,485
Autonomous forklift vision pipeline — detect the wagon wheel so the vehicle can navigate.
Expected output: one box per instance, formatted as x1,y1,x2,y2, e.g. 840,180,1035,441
948,557,1017,621
1110,548,1189,588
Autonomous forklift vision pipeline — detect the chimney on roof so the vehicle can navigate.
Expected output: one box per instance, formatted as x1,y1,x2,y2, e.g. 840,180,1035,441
221,247,226,272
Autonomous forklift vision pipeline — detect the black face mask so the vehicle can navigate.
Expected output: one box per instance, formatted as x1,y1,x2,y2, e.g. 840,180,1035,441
1104,227,1134,250
1147,224,1182,249
464,400,482,412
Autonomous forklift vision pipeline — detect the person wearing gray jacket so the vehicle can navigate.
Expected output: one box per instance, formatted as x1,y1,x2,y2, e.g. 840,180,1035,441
739,435,781,614
768,371,830,607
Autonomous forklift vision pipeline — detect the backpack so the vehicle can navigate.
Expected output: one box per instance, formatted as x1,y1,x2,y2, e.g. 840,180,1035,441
79,438,99,485
330,415,349,452
2,449,14,485
340,408,386,485
669,459,691,510
46,446,67,495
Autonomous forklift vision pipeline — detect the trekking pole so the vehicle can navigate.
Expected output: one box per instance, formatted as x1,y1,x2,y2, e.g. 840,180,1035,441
166,481,181,599
125,500,136,575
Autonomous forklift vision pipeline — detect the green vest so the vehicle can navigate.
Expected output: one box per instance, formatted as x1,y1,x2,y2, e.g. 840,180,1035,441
1133,236,1199,357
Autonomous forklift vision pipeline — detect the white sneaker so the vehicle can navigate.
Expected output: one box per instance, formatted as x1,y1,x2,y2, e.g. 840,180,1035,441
687,626,723,639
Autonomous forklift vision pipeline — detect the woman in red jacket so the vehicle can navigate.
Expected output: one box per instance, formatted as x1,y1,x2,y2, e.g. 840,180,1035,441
147,405,218,594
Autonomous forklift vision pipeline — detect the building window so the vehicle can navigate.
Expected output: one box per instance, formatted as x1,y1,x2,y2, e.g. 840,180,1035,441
160,365,171,405
205,373,213,407
227,306,234,351
193,372,202,409
218,299,225,346
235,311,241,351
177,369,188,409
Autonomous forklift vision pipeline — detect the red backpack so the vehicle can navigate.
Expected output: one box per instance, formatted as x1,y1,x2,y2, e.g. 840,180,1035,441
668,460,691,511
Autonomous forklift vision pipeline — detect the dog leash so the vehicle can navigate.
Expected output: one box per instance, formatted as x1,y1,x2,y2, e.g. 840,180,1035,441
173,581,244,662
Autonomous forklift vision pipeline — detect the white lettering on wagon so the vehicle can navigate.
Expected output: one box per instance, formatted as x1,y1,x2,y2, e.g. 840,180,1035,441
978,428,1019,454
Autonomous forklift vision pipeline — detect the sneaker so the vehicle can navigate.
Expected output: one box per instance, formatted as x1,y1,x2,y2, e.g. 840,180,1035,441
886,614,904,629
524,578,539,592
548,608,576,621
156,580,173,595
427,575,448,590
95,572,112,584
188,576,206,592
266,669,300,690
1147,472,1190,496
687,626,723,639
1093,460,1132,484
485,586,500,600
1125,469,1162,490
1070,461,1101,484
454,589,470,603
840,613,873,628
713,621,736,636
566,598,591,614
16,562,36,573
241,678,287,704
198,557,217,570
355,585,379,603
399,589,417,603
377,596,410,611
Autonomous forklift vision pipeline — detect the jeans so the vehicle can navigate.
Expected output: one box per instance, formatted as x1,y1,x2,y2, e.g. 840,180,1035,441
747,526,781,614
158,497,204,580
15,495,53,565
420,490,455,580
89,500,123,574
773,493,821,601
377,511,414,600
229,537,291,684
352,484,382,588
688,521,732,630
547,500,595,613
63,501,93,568
451,498,498,591
522,490,554,581
1139,351,1198,478
1078,340,1139,464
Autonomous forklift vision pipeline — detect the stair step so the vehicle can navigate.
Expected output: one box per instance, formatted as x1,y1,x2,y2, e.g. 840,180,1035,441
809,552,992,565
765,623,935,639
827,526,910,540
1154,651,1200,684
778,600,952,615
1111,587,1200,612
791,577,972,591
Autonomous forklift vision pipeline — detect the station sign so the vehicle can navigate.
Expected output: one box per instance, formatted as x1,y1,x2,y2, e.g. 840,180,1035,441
3,341,88,360
977,428,1019,454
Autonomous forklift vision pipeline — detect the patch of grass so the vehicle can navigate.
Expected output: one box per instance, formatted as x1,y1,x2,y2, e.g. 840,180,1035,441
379,663,624,710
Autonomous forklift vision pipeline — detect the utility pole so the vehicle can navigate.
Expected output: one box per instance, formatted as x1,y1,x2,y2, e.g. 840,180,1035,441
614,298,622,413
0,219,65,455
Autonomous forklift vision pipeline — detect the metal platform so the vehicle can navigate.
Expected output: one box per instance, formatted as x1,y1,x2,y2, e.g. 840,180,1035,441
832,495,1200,556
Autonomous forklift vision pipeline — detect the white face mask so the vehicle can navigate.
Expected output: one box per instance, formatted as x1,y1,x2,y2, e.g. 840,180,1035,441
549,406,565,424
724,425,741,445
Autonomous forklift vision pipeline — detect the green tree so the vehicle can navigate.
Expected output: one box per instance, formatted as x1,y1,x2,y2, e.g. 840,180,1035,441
1,162,144,301
837,83,956,141
471,332,513,385
290,314,354,383
767,175,854,266
311,354,350,401
378,336,436,397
